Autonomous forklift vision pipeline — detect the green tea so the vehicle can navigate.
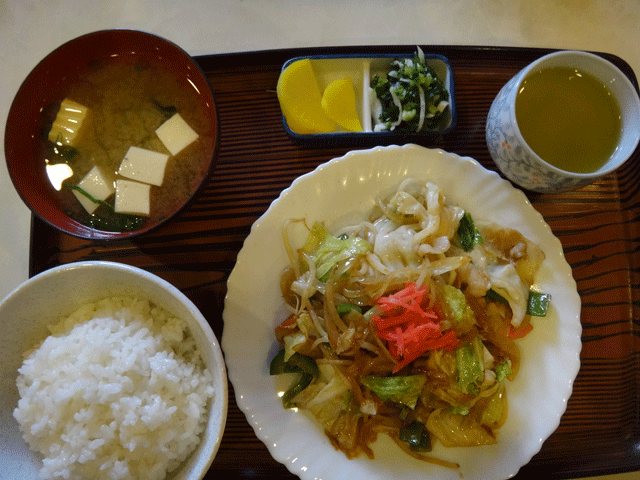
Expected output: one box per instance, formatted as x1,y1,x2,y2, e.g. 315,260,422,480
515,66,621,173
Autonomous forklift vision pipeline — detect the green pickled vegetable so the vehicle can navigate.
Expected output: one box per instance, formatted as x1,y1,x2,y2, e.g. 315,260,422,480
370,48,449,133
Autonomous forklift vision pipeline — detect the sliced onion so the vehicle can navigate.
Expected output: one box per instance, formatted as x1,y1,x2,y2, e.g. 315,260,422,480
416,84,426,132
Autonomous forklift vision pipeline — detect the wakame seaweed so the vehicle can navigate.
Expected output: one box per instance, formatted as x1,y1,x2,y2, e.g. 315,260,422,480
65,183,145,232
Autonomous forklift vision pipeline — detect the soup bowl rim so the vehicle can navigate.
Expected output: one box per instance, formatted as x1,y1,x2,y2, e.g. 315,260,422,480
4,28,219,241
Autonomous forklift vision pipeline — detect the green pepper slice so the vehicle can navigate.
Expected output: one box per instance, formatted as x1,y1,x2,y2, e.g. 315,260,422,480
270,350,319,408
399,420,432,452
458,212,483,251
336,303,362,317
485,289,551,317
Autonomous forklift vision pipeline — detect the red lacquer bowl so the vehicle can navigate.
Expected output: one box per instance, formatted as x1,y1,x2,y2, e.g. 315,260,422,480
4,29,219,240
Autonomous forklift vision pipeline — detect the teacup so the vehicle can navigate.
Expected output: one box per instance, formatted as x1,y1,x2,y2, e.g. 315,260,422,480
486,50,640,193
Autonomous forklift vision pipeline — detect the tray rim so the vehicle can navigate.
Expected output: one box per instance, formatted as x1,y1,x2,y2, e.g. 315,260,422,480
26,43,640,478
194,43,640,480
192,44,639,91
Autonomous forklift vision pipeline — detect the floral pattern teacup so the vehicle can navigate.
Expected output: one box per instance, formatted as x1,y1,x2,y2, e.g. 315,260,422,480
486,50,640,193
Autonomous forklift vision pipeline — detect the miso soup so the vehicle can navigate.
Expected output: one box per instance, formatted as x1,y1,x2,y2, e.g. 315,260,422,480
40,58,215,232
515,66,621,174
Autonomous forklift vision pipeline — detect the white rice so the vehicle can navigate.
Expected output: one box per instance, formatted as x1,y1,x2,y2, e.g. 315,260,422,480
13,296,215,480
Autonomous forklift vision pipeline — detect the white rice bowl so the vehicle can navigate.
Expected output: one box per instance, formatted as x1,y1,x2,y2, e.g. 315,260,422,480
15,296,214,480
0,261,227,480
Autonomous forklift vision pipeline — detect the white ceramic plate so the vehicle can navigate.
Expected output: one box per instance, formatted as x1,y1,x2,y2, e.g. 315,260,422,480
222,144,581,480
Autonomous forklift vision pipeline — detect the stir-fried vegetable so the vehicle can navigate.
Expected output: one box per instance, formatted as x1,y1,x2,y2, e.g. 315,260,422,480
301,221,372,281
370,47,449,132
270,349,319,408
486,288,551,319
270,177,551,470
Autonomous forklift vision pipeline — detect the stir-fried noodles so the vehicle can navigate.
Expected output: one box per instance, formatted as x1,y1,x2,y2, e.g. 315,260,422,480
270,178,549,469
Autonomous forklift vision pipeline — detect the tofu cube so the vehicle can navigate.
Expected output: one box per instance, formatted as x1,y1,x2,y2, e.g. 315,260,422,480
72,166,115,214
48,98,89,146
118,146,170,186
155,113,199,156
114,179,150,216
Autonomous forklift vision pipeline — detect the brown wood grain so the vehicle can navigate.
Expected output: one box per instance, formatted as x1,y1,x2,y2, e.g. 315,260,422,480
29,45,640,479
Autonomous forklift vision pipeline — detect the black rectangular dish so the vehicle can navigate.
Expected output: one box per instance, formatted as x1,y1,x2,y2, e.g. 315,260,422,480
279,50,456,146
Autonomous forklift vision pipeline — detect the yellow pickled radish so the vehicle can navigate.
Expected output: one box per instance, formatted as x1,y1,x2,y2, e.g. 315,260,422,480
276,59,336,134
321,77,363,132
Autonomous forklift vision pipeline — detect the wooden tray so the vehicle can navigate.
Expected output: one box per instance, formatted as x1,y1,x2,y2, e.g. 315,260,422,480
29,45,640,479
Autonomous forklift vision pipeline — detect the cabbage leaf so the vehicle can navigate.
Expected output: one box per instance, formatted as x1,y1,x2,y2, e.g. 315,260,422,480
302,222,372,281
293,364,352,430
441,285,476,333
427,407,497,447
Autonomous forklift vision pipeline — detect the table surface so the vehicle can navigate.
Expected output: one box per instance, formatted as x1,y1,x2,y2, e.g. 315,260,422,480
2,2,639,480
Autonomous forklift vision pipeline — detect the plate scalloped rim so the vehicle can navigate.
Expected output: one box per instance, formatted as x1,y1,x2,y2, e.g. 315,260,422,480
222,144,581,480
